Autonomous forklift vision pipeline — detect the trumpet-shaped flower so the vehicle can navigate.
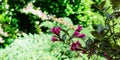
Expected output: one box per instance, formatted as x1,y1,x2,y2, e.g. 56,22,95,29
51,27,61,36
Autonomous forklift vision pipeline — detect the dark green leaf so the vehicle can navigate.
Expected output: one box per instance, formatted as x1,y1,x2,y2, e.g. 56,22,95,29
92,4,101,10
86,38,93,49
97,24,104,35
91,31,100,39
105,6,111,12
105,24,109,30
111,0,120,10
100,1,106,9
92,24,97,30
114,12,120,18
62,34,66,40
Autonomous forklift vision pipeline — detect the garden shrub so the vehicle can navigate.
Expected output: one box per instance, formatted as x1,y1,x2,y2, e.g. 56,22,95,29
0,0,109,47
0,11,41,47
33,0,100,27
0,33,106,60
0,33,54,60
0,0,41,47
49,1,120,60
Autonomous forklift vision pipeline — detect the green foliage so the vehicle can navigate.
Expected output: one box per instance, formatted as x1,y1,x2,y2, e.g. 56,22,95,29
84,1,120,59
7,0,32,11
0,0,42,47
33,0,97,27
0,33,106,60
0,33,76,60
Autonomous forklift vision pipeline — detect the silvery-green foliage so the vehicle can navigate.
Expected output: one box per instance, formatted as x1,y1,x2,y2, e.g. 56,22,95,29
0,33,77,60
0,33,106,60
0,33,55,60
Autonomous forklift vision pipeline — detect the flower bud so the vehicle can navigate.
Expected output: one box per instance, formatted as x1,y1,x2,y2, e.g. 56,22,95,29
51,27,61,36
76,25,82,32
77,34,85,38
51,36,57,42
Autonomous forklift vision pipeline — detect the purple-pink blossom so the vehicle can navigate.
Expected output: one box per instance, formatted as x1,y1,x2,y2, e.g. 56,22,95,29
70,41,81,51
73,25,85,38
74,30,85,38
76,41,81,47
51,36,57,42
70,42,78,51
51,27,61,36
74,31,79,37
77,34,85,38
76,25,82,32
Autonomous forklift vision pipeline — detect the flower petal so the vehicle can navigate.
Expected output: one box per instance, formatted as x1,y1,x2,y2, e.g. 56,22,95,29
77,34,85,38
76,25,82,32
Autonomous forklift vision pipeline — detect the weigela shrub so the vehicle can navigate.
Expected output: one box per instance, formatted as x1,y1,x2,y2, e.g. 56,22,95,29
50,1,120,60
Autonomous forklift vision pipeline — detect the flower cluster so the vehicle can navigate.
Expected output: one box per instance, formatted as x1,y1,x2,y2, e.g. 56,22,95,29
70,41,81,51
70,25,86,52
74,25,85,38
51,27,61,36
50,25,86,53
51,27,61,42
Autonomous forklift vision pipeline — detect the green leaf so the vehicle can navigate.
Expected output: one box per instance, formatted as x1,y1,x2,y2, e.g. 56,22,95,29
100,1,106,9
86,38,93,48
40,21,54,28
91,31,100,39
111,0,120,10
92,1,106,11
92,4,101,10
96,24,104,35
62,34,66,40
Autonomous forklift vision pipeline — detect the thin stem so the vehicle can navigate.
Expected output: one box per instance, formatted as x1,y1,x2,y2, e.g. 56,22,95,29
112,19,116,44
60,28,70,37
68,34,74,45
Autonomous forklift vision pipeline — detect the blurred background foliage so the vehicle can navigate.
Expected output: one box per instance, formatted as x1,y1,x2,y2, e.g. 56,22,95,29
0,0,105,47
0,0,108,50
0,0,120,60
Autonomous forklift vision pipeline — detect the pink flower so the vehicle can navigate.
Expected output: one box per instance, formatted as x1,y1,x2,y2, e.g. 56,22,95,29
51,27,61,36
73,25,85,38
51,36,57,42
70,42,78,51
74,31,85,38
74,31,79,36
76,41,81,47
70,41,81,51
77,34,85,38
76,25,82,32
